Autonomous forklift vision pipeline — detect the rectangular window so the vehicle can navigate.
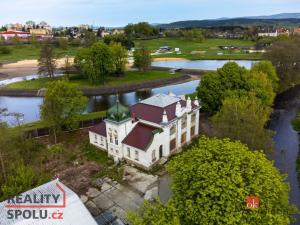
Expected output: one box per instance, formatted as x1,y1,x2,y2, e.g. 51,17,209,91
135,150,139,161
127,147,131,158
191,113,196,124
94,135,98,144
170,139,176,151
170,124,176,136
181,132,187,144
100,137,104,145
152,150,156,162
191,126,195,137
115,136,118,145
181,116,187,129
109,134,113,143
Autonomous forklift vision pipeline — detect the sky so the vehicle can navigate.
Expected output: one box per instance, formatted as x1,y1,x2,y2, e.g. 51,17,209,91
1,0,300,27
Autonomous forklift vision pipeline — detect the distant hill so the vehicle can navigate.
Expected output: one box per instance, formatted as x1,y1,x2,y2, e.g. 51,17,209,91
160,18,300,29
245,13,300,19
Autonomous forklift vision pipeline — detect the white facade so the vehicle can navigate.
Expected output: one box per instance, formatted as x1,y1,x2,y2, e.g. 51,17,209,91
89,94,201,170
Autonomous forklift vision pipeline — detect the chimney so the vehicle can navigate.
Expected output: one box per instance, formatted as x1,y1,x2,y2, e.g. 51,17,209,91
194,96,199,107
186,97,192,111
175,101,182,117
162,110,168,124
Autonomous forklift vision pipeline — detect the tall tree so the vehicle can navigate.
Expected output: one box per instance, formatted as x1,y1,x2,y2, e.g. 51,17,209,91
38,43,56,78
110,43,127,76
212,94,274,152
197,62,276,113
251,61,279,92
133,46,152,71
264,36,300,91
75,42,114,84
40,80,87,143
129,137,297,224
63,55,72,79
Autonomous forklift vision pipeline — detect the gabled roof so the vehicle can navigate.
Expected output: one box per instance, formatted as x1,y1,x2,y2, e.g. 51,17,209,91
130,100,198,124
0,31,30,35
122,123,161,151
140,94,180,108
0,180,97,225
89,121,107,137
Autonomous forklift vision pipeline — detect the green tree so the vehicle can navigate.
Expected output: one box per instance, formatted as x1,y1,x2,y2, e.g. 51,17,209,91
38,43,56,77
197,62,275,113
110,43,127,76
58,37,68,50
128,200,180,225
129,137,298,224
40,80,87,143
264,36,300,91
63,55,72,79
133,46,152,71
125,22,159,38
82,30,97,47
251,61,279,91
75,42,114,84
212,94,274,152
1,163,36,200
103,33,134,50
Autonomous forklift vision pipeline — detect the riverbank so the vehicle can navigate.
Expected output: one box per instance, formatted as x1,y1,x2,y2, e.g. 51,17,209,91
0,73,197,97
0,58,74,81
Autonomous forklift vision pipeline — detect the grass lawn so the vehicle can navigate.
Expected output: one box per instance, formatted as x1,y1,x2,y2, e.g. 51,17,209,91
135,38,261,60
0,44,79,62
7,70,183,90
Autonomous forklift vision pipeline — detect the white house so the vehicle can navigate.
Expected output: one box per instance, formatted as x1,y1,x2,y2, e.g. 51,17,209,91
0,31,30,40
89,93,201,170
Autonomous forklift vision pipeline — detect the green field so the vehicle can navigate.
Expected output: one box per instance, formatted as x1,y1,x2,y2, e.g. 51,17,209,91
7,70,182,90
0,44,79,62
135,38,261,60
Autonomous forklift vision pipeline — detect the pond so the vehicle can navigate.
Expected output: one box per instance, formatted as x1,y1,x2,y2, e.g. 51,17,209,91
152,59,257,70
0,80,200,125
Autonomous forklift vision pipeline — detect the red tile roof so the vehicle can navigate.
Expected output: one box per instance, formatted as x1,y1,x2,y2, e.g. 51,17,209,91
0,31,30,35
89,121,106,137
122,123,159,151
130,100,198,124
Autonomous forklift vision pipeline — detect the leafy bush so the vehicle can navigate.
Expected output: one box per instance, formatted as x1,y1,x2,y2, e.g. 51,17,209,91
0,46,11,55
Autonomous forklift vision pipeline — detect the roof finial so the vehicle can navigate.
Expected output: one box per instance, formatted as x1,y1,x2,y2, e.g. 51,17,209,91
116,93,119,103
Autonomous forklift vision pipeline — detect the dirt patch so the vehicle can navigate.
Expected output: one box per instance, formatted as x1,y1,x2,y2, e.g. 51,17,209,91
57,162,101,194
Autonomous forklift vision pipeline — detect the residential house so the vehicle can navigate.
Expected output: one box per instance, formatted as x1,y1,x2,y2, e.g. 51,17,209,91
89,93,201,170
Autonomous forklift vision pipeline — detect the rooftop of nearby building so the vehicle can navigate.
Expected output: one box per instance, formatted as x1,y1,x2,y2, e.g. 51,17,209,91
140,94,180,108
0,180,97,225
122,123,162,151
89,121,107,137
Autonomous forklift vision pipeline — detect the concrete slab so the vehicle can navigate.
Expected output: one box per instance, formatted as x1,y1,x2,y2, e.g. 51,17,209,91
85,201,101,216
86,187,101,198
124,166,158,194
101,182,113,192
93,194,115,210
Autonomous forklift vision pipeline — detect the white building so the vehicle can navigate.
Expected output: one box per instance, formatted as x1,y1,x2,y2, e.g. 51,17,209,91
89,93,201,170
0,31,30,40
